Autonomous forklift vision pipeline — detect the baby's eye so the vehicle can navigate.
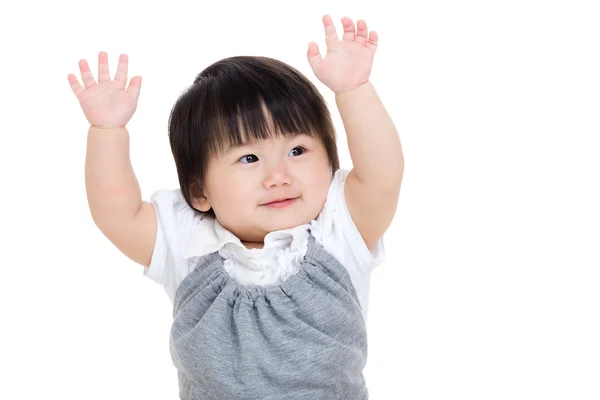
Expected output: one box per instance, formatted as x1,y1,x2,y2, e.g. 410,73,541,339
289,147,306,157
239,154,258,163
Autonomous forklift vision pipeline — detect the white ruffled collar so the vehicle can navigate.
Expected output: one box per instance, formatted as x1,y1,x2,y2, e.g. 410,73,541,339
182,216,317,265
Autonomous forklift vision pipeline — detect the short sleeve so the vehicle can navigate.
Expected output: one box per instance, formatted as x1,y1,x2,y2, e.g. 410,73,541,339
313,169,386,273
143,188,198,289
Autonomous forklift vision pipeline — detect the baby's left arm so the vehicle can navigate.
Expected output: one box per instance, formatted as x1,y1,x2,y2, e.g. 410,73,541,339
307,15,404,250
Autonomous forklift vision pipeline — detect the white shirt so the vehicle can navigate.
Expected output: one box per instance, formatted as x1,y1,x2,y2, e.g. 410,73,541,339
143,168,386,322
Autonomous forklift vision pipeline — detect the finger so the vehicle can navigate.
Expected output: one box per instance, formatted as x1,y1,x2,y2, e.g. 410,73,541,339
78,59,96,89
126,75,142,102
341,17,355,41
67,74,85,98
366,31,379,53
97,51,111,83
307,42,322,73
355,19,368,45
322,15,338,45
114,54,129,89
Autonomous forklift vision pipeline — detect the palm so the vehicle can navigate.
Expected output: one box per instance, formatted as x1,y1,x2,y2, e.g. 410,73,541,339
68,52,142,129
307,15,378,94
77,81,137,128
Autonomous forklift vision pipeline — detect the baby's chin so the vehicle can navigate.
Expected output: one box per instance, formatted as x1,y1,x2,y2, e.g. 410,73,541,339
243,213,316,241
261,217,311,235
266,206,320,230
221,199,323,240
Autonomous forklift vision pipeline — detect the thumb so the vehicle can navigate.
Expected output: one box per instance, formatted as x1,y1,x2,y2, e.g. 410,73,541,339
127,76,142,102
307,42,322,73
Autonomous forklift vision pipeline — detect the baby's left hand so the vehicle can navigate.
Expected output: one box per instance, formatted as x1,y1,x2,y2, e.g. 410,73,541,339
307,15,378,94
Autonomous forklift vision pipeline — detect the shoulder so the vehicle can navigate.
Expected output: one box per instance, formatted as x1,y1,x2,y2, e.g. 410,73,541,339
312,169,386,273
150,188,204,235
145,188,208,290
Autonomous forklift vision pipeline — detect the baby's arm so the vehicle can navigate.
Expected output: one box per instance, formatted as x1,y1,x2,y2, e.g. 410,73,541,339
307,16,404,250
86,126,157,267
69,51,157,267
336,82,403,250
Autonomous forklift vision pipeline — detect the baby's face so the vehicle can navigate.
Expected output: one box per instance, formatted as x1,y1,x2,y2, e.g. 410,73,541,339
193,133,332,246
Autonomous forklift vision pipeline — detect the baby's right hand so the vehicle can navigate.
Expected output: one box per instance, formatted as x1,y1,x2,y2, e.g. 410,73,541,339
68,51,142,129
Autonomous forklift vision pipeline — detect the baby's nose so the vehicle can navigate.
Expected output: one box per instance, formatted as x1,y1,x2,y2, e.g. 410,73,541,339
262,161,292,188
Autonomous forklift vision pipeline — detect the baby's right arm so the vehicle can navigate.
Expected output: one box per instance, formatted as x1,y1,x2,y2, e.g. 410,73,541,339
69,51,157,267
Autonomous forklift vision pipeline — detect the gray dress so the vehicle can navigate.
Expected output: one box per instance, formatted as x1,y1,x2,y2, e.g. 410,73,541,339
169,234,369,399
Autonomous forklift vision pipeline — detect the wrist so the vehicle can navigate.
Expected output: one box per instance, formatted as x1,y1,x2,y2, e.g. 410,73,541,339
88,125,128,134
89,125,127,131
88,126,129,141
333,81,372,98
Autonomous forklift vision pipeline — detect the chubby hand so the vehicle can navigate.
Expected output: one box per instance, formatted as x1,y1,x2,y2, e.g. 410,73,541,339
68,51,142,129
307,15,378,94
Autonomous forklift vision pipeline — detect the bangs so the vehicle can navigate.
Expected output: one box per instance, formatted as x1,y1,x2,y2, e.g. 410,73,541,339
195,58,324,156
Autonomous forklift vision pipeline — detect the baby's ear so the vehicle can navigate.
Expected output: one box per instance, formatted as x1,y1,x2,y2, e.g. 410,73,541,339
190,182,212,212
192,195,211,212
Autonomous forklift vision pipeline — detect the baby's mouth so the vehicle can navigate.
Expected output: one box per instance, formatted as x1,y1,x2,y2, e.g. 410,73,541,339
262,197,298,208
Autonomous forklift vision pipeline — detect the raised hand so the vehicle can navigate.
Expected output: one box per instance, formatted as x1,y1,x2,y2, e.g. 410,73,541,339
307,15,378,94
67,51,142,129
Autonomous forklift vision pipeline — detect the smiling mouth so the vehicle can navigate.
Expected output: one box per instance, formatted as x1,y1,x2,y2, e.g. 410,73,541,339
262,198,297,208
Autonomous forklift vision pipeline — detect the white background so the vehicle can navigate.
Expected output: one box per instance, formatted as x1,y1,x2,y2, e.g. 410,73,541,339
1,0,598,399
